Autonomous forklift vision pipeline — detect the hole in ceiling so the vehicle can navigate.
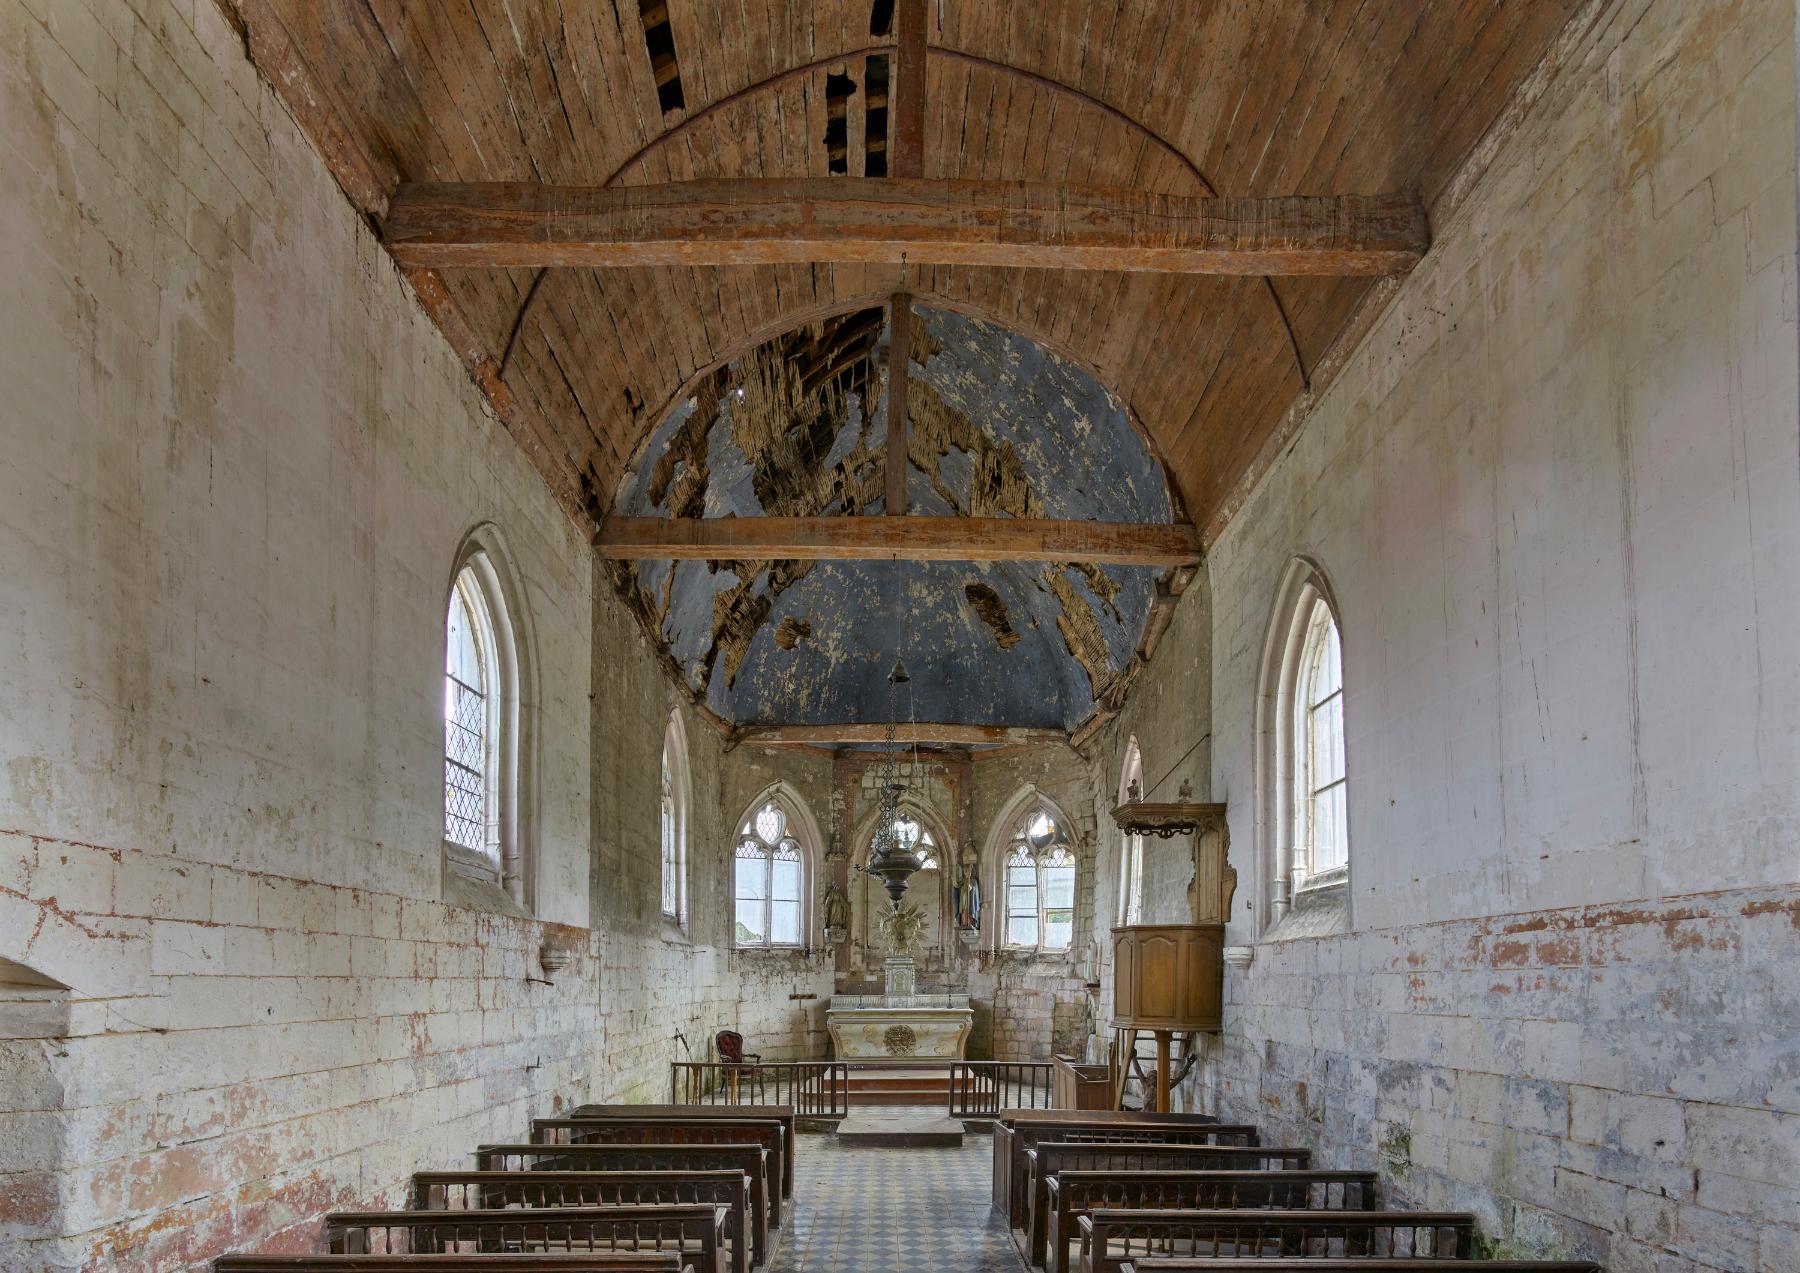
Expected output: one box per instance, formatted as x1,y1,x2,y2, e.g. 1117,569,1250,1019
869,0,895,37
863,55,890,177
825,71,856,176
638,0,685,114
965,582,1022,649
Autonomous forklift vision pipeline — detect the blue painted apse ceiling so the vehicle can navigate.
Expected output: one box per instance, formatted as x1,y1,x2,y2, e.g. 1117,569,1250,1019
610,305,1174,732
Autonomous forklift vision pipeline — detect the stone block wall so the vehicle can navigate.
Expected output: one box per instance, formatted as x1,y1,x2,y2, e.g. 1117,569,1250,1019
1128,0,1800,1266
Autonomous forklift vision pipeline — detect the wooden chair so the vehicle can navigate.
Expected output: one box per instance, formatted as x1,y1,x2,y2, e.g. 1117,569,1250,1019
1077,1209,1477,1273
321,1204,726,1273
410,1170,751,1273
1043,1171,1378,1273
715,1031,759,1103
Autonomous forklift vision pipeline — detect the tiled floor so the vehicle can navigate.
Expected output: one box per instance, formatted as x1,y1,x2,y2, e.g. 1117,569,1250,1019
771,1110,1027,1273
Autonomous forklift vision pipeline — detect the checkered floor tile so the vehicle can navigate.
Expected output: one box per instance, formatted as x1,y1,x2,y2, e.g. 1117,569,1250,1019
771,1108,1026,1273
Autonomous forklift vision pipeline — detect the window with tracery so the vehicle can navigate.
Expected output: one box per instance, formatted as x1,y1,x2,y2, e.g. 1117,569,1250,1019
735,799,805,948
1117,741,1145,926
874,813,939,870
1002,808,1075,952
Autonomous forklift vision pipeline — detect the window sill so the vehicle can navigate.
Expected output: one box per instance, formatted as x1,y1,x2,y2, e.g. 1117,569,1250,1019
1263,876,1347,943
659,918,692,945
442,843,529,919
734,945,814,957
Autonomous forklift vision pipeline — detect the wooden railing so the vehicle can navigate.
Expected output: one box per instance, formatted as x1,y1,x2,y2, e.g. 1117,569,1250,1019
670,1061,850,1117
948,1060,1054,1117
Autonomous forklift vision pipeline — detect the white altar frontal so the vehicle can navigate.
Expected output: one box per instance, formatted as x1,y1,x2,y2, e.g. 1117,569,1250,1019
827,992,974,1059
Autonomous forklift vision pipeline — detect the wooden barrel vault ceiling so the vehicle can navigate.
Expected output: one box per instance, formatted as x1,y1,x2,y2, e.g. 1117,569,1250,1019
225,0,1586,744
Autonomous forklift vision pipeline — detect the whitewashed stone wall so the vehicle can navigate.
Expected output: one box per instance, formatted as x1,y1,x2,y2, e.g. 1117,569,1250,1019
0,2,829,1269
1165,0,1800,1266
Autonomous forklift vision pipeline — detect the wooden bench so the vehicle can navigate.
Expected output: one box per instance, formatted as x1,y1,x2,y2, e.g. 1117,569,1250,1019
1077,1209,1477,1273
475,1145,775,1242
322,1204,726,1273
991,1110,1220,1216
215,1256,689,1271
532,1119,787,1217
1022,1141,1303,1262
1043,1171,1378,1273
571,1104,797,1200
1119,1262,1606,1272
1001,1119,1261,1224
411,1171,752,1273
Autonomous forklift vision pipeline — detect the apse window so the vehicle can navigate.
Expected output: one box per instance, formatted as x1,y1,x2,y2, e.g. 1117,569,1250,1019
1293,597,1346,886
891,814,939,870
735,800,805,948
1003,809,1075,953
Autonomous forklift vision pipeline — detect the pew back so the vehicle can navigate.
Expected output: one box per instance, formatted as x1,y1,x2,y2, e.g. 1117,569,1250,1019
1078,1209,1476,1273
531,1120,787,1213
571,1106,797,1197
322,1204,725,1273
1042,1172,1379,1273
1002,1121,1260,1220
215,1257,688,1271
410,1171,752,1273
474,1144,776,1231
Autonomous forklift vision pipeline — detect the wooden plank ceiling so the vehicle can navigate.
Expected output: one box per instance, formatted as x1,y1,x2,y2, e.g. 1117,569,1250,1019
223,0,1582,548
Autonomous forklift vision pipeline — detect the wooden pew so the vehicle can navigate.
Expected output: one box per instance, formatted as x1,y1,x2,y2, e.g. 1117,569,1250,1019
322,1204,726,1273
531,1119,787,1218
1043,1171,1378,1273
1077,1209,1477,1273
992,1110,1219,1216
215,1255,690,1271
474,1144,774,1252
1000,1118,1259,1224
1119,1262,1606,1272
571,1104,797,1200
411,1171,752,1273
1022,1146,1311,1269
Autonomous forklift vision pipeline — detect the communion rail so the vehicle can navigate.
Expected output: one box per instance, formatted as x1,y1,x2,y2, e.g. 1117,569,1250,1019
948,1060,1054,1117
670,1061,850,1116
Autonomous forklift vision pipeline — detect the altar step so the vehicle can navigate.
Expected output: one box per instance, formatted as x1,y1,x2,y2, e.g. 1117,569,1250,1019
845,1068,953,1106
835,1109,965,1147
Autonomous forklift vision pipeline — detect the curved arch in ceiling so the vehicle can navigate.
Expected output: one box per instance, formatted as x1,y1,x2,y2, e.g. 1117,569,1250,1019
612,303,1173,733
497,44,1307,391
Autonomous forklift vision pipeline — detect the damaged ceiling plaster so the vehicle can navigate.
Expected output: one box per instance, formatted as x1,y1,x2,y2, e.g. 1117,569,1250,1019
611,304,1174,732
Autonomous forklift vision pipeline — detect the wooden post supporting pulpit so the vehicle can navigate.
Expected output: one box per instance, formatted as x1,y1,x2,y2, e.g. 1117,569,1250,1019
1106,795,1235,1111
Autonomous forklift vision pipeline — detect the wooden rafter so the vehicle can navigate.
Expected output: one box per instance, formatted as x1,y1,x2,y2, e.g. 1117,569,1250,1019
593,516,1203,567
384,180,1429,275
884,293,912,515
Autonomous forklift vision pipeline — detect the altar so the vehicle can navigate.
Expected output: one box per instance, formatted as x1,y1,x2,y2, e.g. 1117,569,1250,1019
827,992,974,1059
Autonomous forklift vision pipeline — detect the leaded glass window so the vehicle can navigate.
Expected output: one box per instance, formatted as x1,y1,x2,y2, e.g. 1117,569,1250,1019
1002,808,1075,952
736,799,805,948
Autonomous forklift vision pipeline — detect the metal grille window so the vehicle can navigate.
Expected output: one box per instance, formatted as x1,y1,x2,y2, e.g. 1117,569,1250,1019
735,800,804,948
1293,597,1346,884
443,573,494,860
1003,810,1075,952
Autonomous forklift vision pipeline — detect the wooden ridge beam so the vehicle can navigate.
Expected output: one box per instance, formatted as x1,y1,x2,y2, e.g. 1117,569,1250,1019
385,180,1429,275
734,722,1068,748
593,516,1203,567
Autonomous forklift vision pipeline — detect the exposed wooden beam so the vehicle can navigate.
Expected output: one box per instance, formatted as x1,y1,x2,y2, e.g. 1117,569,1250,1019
593,516,1203,567
892,0,927,179
385,180,1429,275
884,294,912,514
736,722,1068,748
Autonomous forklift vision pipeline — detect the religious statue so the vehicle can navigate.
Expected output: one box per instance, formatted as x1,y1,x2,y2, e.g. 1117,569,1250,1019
821,882,850,942
878,901,928,955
